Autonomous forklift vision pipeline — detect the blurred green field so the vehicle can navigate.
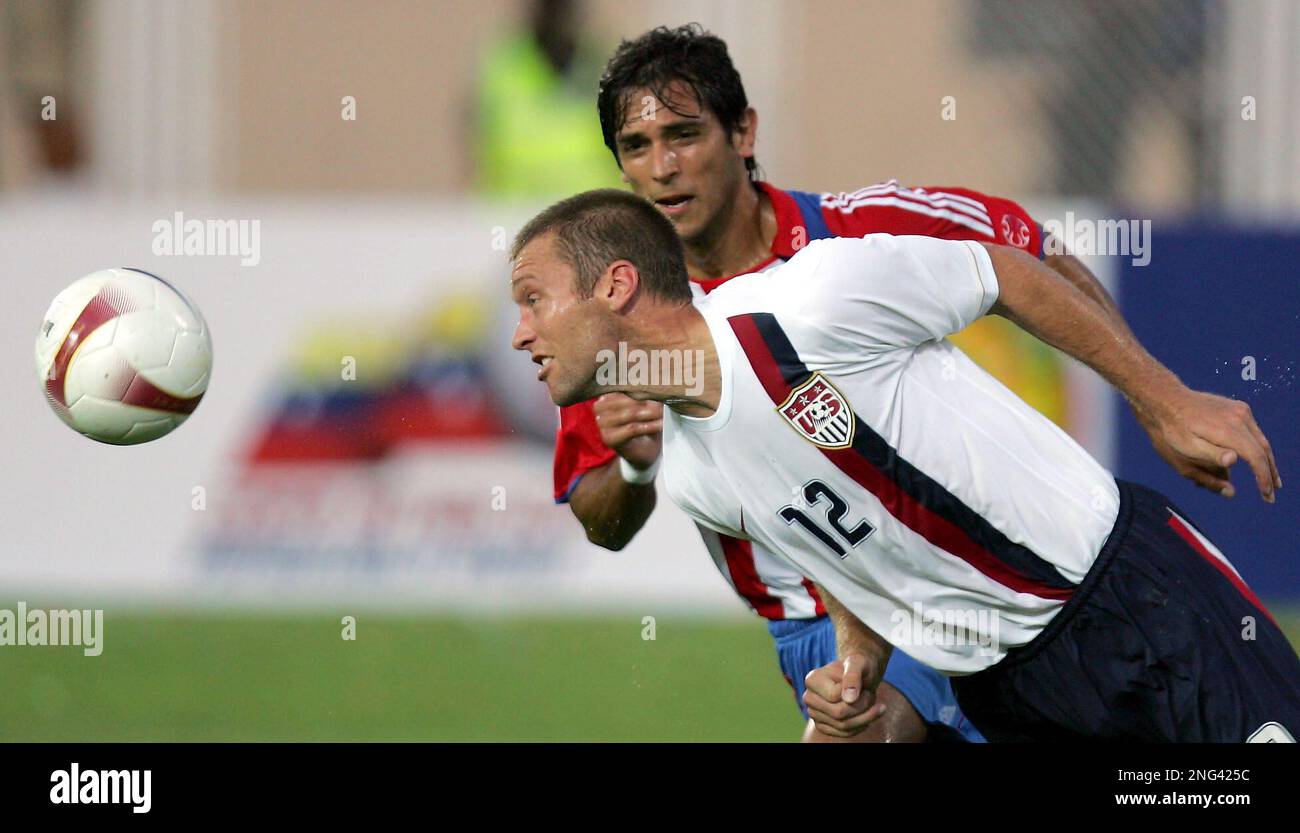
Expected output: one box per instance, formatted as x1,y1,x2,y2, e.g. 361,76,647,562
0,612,803,742
2,610,1297,742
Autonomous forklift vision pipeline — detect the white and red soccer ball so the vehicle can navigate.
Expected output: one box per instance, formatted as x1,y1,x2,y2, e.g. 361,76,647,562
35,268,212,445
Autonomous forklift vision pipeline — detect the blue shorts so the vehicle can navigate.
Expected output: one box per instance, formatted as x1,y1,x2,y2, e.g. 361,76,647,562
767,615,985,742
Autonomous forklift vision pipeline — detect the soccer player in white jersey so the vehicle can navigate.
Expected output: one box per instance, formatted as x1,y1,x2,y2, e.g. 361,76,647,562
509,189,1300,742
560,24,1129,743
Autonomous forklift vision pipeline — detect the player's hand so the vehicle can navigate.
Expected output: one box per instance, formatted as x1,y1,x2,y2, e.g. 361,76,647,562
802,654,887,738
593,393,663,471
1139,386,1281,502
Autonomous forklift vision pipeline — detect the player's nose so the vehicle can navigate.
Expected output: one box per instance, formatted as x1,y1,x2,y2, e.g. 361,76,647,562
511,318,535,352
650,143,678,181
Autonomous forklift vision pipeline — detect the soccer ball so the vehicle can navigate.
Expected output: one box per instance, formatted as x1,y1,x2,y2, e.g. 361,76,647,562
35,268,213,445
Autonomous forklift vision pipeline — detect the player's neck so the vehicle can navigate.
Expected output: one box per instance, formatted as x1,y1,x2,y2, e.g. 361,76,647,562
614,305,722,418
683,182,776,281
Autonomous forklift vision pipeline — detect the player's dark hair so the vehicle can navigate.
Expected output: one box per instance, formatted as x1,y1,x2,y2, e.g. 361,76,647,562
512,188,693,304
597,24,757,178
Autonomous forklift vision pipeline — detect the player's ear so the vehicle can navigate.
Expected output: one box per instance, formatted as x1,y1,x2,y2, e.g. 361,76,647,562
733,107,758,161
602,260,640,313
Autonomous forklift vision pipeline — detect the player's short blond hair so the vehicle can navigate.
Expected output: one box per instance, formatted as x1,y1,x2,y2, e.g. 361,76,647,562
511,188,692,304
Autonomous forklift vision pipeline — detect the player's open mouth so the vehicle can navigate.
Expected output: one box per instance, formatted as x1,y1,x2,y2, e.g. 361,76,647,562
536,355,553,381
655,195,694,217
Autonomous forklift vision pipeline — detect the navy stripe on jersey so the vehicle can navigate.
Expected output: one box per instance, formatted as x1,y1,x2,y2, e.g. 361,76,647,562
729,312,1076,602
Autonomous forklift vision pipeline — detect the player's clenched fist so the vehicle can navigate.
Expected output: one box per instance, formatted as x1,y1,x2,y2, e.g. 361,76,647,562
594,393,663,470
803,653,888,738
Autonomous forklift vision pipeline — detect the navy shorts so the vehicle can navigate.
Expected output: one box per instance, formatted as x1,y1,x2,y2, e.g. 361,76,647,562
767,615,985,742
950,479,1300,742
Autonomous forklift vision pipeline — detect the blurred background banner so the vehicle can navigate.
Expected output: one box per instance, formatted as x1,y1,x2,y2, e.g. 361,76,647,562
0,198,738,610
1,0,1296,740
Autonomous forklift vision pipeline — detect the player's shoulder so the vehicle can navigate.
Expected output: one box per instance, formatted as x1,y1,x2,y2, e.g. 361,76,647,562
694,258,785,316
817,179,999,215
793,232,951,272
789,235,993,319
700,235,897,312
809,179,1039,252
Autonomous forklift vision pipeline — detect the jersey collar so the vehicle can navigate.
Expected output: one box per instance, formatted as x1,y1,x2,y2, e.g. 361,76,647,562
758,181,808,260
669,301,734,432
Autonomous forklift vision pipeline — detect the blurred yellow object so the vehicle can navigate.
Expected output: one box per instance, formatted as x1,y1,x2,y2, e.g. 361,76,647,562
288,322,409,387
415,292,492,351
283,291,493,388
475,31,622,198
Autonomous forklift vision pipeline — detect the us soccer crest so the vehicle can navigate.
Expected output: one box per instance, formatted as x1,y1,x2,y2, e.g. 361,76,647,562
778,372,855,449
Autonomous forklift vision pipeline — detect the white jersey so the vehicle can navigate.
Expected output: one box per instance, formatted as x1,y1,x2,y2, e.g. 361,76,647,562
661,235,1120,674
688,270,828,620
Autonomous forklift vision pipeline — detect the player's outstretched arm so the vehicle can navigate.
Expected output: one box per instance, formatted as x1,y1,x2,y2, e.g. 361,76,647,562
802,585,892,738
567,394,663,550
984,243,1282,502
1042,240,1131,336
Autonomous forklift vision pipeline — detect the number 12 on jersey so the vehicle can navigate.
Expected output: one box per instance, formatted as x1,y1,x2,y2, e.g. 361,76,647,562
778,479,875,559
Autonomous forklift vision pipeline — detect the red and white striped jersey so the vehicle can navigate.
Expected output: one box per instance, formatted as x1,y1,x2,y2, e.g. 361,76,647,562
553,180,1045,621
661,235,1119,673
